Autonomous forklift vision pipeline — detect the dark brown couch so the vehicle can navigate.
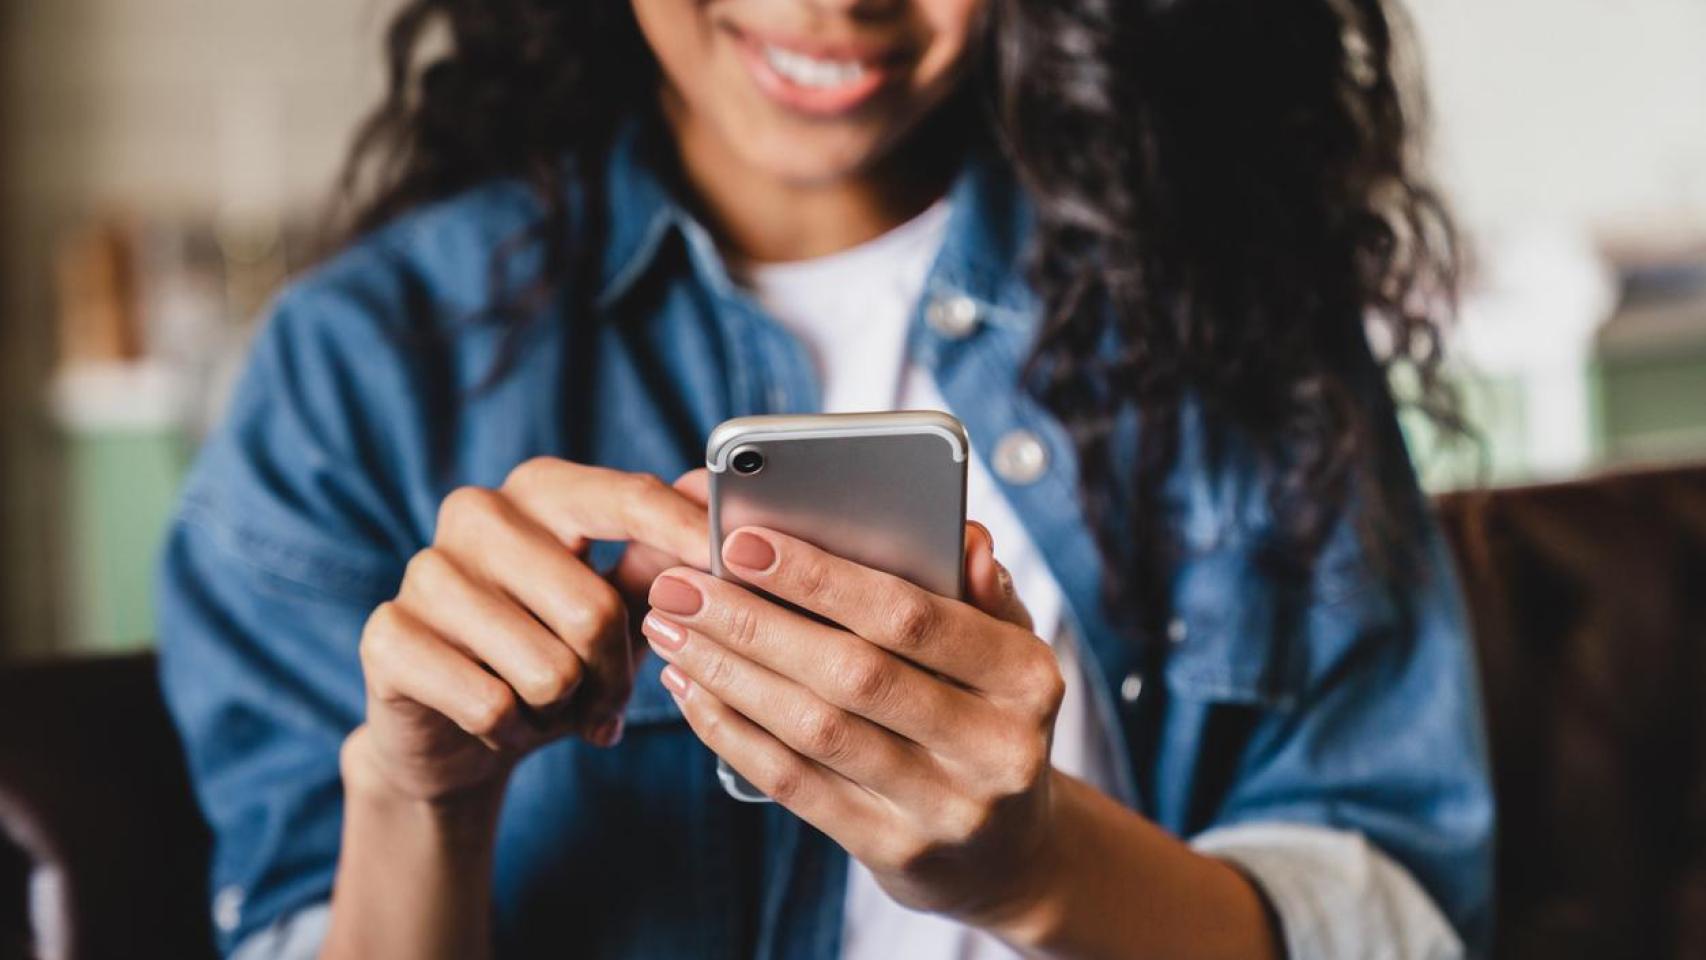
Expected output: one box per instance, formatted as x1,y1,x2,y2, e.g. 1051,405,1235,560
1436,463,1706,958
2,463,1703,959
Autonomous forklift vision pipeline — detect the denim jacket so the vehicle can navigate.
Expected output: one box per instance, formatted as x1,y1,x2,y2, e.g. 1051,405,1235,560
157,122,1494,958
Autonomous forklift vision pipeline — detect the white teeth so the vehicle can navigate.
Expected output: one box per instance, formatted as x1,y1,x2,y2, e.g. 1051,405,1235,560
761,43,867,88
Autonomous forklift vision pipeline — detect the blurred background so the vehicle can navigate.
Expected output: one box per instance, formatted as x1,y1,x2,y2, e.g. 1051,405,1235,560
0,0,1704,658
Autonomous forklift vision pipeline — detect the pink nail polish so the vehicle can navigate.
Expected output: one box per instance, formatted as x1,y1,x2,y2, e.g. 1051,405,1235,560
660,664,691,699
723,530,777,572
643,612,687,651
650,575,704,616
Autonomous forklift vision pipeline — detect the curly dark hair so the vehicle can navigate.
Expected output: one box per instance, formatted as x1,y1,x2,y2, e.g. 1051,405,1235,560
337,0,1461,646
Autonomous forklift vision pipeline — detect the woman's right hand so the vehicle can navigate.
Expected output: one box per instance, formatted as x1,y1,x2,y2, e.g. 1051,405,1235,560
345,459,710,804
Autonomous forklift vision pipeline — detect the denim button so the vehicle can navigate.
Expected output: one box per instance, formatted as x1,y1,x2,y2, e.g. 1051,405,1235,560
993,429,1048,485
212,886,244,932
925,294,980,339
1120,672,1145,704
1166,616,1188,644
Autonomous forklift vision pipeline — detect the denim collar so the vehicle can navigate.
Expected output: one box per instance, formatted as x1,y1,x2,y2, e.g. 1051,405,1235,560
592,115,1037,329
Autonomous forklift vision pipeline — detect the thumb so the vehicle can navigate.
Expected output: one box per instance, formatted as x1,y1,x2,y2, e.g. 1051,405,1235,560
964,522,1032,632
610,468,714,597
672,467,710,507
614,469,714,670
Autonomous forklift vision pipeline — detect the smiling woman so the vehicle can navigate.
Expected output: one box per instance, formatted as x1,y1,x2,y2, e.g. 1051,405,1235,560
156,1,1492,959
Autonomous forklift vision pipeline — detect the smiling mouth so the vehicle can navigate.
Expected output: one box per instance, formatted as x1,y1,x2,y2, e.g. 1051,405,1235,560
725,24,908,117
761,43,870,89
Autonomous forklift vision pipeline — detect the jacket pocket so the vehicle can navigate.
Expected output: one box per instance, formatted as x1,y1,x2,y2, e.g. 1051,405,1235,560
1162,545,1302,710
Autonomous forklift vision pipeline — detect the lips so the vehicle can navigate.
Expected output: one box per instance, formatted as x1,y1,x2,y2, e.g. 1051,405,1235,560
727,26,906,117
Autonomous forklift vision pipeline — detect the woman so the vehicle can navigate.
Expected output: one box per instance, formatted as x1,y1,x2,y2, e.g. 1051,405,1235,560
158,0,1493,957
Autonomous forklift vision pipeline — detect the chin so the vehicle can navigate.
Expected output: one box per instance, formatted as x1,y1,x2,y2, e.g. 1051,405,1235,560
732,125,890,187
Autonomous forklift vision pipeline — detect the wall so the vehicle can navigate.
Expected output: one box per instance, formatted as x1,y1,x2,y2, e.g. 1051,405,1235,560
1411,0,1706,239
0,0,396,653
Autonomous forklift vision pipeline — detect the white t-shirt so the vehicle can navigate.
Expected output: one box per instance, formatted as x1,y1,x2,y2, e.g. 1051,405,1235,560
744,200,1119,960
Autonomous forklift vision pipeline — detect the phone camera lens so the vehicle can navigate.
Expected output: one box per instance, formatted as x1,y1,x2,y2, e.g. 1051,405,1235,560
731,448,765,476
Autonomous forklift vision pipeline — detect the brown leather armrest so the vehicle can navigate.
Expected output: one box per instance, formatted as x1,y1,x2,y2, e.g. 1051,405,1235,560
0,654,216,960
1436,462,1706,959
1,814,35,959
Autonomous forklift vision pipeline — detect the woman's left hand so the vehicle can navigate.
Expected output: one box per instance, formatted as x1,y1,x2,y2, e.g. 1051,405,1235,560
641,521,1067,931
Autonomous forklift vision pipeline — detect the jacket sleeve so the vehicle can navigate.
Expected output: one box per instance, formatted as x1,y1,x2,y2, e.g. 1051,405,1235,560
1159,497,1496,956
156,287,420,955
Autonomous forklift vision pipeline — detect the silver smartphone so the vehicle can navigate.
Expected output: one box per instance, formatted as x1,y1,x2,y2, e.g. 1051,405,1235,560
706,411,970,802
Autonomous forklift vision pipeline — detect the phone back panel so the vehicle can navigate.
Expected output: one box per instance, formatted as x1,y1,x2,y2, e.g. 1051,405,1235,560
707,413,968,601
704,414,967,801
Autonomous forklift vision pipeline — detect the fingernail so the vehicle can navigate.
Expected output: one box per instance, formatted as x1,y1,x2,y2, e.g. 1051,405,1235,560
589,715,625,748
969,520,993,549
642,612,687,652
650,575,703,616
660,664,691,699
723,530,777,573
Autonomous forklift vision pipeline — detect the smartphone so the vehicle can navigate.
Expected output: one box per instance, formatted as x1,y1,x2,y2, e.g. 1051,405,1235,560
706,411,970,802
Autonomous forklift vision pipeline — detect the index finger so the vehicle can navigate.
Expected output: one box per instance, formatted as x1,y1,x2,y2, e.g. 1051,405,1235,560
717,525,1036,691
503,459,711,570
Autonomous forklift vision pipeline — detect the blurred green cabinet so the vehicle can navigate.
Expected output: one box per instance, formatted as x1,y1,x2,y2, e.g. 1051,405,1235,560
64,427,188,651
1594,293,1706,466
53,364,191,652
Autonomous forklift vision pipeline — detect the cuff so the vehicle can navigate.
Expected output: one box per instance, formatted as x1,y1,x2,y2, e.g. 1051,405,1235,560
1191,822,1463,960
229,902,330,960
